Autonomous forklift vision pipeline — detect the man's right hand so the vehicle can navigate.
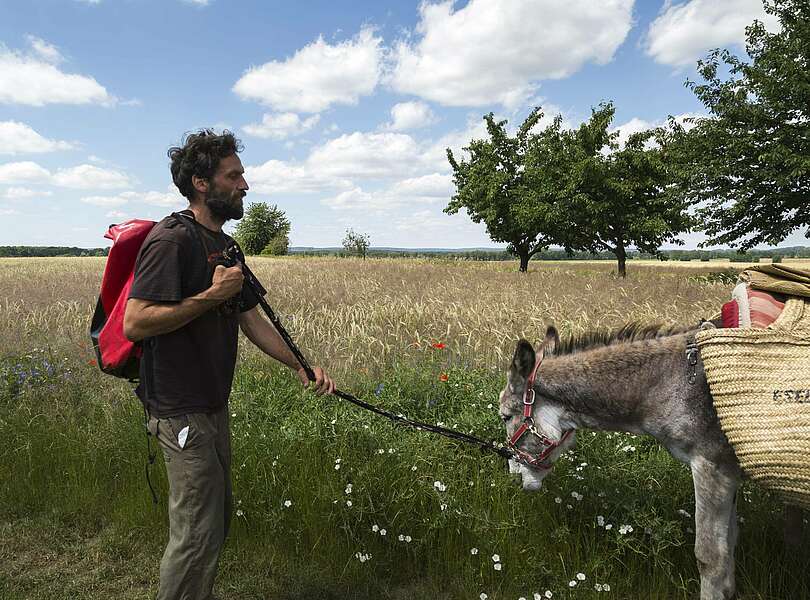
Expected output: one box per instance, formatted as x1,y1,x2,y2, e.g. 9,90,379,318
209,264,244,301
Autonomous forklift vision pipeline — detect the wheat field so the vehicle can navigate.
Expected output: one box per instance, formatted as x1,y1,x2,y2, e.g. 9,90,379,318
1,256,807,600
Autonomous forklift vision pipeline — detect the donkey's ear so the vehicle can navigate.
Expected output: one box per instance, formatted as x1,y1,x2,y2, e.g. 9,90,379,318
509,339,535,389
541,326,560,357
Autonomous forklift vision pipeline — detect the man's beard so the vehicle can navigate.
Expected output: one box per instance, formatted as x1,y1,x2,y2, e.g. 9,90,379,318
205,185,244,221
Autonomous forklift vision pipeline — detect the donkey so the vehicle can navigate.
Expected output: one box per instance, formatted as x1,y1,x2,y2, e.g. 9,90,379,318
499,324,742,600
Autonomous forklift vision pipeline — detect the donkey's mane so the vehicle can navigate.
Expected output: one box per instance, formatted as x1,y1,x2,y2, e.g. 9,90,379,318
551,322,695,357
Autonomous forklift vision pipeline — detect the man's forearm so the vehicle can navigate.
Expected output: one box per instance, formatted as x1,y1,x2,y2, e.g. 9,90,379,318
241,312,301,370
124,291,221,342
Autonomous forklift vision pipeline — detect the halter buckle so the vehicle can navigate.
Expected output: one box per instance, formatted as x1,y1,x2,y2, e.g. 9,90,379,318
524,388,535,406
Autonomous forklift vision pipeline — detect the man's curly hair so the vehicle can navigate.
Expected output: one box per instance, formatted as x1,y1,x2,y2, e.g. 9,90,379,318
168,129,244,201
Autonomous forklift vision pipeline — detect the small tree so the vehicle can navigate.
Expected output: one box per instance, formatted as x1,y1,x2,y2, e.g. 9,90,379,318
233,202,290,255
446,108,573,272
566,104,692,277
342,228,370,259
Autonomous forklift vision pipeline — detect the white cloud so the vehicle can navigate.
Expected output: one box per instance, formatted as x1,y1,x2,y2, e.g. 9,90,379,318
80,187,185,208
105,210,130,219
81,194,128,207
52,164,131,189
2,187,52,199
243,112,320,139
385,101,438,131
321,174,453,212
233,27,383,113
245,159,353,195
182,0,210,5
390,0,634,108
26,35,63,63
389,173,453,199
0,121,75,154
0,161,131,188
0,161,51,184
645,0,781,68
0,207,20,216
321,187,383,211
0,41,114,106
307,131,427,179
611,112,702,148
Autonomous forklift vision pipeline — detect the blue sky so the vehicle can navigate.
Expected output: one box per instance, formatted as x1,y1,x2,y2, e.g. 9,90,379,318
0,0,791,249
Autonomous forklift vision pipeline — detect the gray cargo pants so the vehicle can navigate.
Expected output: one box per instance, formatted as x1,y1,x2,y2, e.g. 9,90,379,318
147,407,232,600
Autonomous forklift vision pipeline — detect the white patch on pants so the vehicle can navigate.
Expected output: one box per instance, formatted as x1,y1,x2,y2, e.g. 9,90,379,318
177,425,189,449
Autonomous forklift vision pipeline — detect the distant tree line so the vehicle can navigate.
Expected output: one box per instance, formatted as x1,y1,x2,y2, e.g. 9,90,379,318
0,246,109,257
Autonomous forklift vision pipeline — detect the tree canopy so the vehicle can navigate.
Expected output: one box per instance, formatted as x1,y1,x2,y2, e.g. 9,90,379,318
233,202,290,255
566,104,692,277
678,0,810,250
445,108,570,272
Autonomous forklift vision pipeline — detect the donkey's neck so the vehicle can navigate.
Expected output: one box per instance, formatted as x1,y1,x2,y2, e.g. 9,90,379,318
536,335,688,438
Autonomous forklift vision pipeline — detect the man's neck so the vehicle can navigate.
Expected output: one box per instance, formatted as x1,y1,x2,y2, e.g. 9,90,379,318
187,202,225,232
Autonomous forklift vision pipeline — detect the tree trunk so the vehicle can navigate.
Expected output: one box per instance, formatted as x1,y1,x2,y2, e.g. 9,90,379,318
518,251,530,273
615,245,627,278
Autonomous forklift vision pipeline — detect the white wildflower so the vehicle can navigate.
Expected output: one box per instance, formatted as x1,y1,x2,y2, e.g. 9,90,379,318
283,500,292,507
470,547,479,555
576,572,585,581
492,554,500,562
493,563,502,571
372,524,379,533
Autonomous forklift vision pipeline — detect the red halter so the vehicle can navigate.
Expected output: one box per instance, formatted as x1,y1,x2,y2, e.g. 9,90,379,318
506,352,574,470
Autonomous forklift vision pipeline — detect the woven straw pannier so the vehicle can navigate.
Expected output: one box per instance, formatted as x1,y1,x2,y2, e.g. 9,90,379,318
696,297,810,508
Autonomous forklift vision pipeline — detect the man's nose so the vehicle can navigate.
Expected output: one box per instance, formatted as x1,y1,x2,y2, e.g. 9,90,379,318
239,177,249,191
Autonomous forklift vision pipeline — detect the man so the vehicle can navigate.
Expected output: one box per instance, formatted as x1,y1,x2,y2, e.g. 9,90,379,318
124,129,334,600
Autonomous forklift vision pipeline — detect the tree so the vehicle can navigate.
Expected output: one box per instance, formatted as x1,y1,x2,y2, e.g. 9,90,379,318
679,0,810,250
565,103,692,277
342,228,370,259
446,108,574,272
260,234,289,256
233,202,290,255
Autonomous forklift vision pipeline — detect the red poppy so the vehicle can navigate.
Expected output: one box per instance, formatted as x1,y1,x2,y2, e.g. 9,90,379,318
88,359,97,367
431,342,446,350
439,373,449,382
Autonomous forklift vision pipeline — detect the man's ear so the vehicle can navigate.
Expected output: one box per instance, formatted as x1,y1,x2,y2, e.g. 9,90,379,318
192,174,209,196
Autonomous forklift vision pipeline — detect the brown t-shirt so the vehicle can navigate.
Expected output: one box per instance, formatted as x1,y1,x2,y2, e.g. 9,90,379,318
129,211,259,417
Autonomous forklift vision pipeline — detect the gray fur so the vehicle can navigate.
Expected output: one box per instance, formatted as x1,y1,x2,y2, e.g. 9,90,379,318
500,325,742,600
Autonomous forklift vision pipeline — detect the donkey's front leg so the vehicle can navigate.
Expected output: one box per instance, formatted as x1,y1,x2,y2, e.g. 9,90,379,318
691,456,740,600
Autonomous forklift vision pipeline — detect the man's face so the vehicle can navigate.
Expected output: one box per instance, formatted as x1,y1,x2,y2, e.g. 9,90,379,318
205,154,248,221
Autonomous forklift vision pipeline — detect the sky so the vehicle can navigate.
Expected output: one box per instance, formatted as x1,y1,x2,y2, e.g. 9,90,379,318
0,0,794,250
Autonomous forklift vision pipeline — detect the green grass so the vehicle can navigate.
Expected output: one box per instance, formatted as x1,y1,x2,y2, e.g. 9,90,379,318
2,349,809,600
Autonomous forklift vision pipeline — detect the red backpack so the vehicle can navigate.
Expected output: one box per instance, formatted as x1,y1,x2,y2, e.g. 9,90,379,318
90,213,200,380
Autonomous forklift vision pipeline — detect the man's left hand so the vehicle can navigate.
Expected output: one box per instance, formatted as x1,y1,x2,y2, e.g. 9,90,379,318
297,365,335,395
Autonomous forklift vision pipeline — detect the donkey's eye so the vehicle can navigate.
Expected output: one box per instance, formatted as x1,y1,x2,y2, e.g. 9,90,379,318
500,413,513,423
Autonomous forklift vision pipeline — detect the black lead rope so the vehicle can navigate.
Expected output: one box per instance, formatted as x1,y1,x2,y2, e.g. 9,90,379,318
226,245,514,462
